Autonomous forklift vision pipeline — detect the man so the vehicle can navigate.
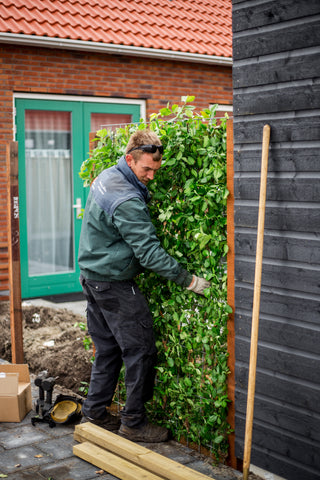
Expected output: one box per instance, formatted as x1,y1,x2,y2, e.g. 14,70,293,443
78,129,210,442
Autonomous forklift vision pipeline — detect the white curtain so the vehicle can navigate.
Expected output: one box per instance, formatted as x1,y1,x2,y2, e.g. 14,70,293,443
25,111,73,275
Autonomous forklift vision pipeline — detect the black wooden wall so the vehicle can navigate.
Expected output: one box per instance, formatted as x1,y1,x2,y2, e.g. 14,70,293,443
232,1,320,479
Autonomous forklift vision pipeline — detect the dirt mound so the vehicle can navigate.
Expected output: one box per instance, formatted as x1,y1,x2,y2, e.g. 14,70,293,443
0,301,93,394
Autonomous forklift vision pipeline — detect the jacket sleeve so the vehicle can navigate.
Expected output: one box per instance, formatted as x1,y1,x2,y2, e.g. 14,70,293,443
112,198,193,287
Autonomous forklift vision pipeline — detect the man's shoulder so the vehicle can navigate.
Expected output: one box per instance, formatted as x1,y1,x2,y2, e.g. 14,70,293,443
91,171,143,217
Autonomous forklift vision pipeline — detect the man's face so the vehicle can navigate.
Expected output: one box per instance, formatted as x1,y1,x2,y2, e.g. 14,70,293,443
126,152,161,185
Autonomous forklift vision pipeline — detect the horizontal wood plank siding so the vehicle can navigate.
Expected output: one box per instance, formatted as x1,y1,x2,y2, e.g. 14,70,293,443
232,1,320,478
233,18,320,60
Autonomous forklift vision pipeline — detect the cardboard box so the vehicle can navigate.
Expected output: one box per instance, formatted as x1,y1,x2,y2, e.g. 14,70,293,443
0,364,32,422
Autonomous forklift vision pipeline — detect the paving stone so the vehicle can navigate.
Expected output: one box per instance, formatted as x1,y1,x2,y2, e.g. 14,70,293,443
2,468,45,479
143,440,194,464
0,444,52,474
39,457,119,480
36,435,75,460
189,460,242,480
32,421,78,437
0,424,48,449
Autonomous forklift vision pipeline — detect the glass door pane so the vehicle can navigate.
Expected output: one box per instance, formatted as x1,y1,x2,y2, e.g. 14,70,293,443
90,113,132,132
24,110,74,275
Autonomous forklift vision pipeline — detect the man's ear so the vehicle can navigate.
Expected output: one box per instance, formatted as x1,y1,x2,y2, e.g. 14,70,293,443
125,154,133,168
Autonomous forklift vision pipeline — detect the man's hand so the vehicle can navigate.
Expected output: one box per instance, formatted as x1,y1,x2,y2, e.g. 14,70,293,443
186,275,210,296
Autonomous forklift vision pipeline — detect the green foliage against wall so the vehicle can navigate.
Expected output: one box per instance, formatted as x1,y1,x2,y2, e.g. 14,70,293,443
80,97,231,458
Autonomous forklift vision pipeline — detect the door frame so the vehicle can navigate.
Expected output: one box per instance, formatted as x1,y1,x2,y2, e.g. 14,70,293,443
14,94,146,298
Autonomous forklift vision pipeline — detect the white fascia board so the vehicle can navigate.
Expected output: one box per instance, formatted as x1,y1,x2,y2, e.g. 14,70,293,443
13,93,147,139
0,32,233,66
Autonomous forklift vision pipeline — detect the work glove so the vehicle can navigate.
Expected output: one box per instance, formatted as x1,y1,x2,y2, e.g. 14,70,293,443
186,275,210,296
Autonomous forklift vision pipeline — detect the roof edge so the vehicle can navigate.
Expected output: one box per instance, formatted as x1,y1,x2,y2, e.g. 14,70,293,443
0,33,233,66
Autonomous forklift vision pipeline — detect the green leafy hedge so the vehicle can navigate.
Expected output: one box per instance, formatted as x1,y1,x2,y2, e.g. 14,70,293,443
80,97,231,459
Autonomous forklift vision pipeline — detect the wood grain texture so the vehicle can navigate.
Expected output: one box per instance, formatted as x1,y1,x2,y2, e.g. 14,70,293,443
73,442,163,480
74,423,216,480
232,1,320,477
6,141,24,364
233,0,320,32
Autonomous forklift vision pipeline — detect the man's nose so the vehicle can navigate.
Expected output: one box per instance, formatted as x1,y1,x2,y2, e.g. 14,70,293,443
147,170,155,180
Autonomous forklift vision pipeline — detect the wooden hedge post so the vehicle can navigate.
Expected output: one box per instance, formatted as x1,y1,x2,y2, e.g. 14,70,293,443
226,118,237,469
6,141,24,364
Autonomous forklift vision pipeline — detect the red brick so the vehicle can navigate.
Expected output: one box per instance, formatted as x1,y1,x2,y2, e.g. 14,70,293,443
0,44,232,284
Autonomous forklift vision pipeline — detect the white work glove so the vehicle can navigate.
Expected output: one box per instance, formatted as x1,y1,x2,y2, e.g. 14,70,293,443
186,275,210,296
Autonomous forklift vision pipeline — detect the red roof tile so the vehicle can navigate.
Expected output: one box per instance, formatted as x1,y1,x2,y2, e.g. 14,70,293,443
0,0,232,58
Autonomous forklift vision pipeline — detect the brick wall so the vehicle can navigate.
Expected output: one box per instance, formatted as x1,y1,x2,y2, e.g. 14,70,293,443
0,44,232,298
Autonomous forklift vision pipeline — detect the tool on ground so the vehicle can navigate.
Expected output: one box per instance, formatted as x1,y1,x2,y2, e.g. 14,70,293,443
31,372,82,428
32,371,57,426
50,394,82,424
243,124,271,480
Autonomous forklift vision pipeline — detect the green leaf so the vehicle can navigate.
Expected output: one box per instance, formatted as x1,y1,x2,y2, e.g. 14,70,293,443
167,357,175,368
225,304,233,314
160,107,172,116
185,156,195,165
184,377,192,387
214,435,224,444
181,95,195,103
203,136,209,147
176,150,183,161
165,158,177,166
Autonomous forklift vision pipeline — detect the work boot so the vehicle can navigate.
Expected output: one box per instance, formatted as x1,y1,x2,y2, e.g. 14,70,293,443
81,411,121,432
119,422,169,442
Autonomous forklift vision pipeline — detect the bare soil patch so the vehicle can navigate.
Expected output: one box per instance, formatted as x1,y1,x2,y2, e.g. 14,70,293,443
0,301,93,393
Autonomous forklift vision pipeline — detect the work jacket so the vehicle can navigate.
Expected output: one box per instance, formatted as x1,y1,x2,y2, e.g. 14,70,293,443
78,156,192,287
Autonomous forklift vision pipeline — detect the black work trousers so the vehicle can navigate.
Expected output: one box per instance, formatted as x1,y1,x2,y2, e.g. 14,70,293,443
80,275,157,428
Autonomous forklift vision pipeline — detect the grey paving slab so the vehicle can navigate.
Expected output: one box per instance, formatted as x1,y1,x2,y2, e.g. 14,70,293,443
39,457,118,480
1,468,45,480
189,460,242,480
35,434,75,460
0,424,49,449
142,439,195,464
32,421,79,438
0,444,52,474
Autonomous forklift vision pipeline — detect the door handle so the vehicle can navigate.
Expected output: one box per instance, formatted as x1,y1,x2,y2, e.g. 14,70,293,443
72,198,82,218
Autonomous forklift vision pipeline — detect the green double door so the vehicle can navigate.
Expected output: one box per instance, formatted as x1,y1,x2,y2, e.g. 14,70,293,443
15,98,141,298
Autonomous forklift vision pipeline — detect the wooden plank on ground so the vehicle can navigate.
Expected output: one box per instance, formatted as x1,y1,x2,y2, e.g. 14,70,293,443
73,441,163,480
74,423,216,480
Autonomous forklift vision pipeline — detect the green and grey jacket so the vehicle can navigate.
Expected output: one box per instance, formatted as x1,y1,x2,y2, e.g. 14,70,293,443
78,156,192,287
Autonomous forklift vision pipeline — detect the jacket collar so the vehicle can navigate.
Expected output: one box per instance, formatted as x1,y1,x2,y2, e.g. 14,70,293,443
116,155,151,203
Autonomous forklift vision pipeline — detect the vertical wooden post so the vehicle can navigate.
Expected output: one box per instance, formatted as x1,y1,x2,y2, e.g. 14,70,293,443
226,118,237,469
89,131,97,151
243,125,271,480
88,131,96,358
6,141,24,364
